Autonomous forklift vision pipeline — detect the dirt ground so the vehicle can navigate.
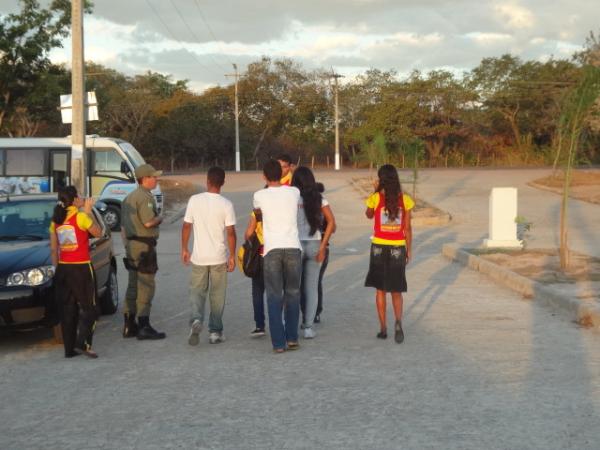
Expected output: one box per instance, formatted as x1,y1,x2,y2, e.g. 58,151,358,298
529,169,600,204
158,178,200,219
472,248,600,312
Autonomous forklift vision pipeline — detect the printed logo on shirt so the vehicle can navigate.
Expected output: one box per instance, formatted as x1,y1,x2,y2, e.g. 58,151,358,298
56,224,78,252
380,208,403,233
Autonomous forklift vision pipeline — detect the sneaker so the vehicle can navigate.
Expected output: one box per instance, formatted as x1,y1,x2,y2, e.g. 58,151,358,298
250,328,266,338
303,327,316,339
314,314,321,324
394,320,404,344
209,332,225,344
188,320,202,346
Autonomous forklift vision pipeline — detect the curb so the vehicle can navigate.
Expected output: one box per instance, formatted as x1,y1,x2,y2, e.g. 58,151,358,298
442,243,600,328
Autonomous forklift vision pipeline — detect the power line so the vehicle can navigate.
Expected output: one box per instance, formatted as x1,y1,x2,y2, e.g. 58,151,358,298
192,0,234,67
143,0,222,78
168,0,228,73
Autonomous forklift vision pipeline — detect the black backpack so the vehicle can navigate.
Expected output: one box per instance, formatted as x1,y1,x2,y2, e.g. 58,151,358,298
239,233,262,278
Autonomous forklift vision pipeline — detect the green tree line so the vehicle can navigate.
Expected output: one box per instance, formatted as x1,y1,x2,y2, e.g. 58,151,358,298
2,1,599,170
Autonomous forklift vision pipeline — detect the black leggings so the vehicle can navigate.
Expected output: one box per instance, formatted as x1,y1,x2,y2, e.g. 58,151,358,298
55,263,98,356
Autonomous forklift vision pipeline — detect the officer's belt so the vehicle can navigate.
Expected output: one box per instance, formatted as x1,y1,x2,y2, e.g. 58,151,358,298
127,236,157,247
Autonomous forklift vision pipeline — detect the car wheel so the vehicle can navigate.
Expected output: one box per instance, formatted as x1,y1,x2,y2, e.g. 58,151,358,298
99,265,119,315
102,205,121,231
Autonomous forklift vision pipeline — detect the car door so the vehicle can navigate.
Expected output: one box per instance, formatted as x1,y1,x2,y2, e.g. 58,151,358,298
89,208,111,291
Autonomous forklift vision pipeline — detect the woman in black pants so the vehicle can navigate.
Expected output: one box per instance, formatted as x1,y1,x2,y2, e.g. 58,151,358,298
50,186,103,358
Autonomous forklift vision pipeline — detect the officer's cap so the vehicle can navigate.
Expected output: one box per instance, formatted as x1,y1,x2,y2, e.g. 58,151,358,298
135,164,162,178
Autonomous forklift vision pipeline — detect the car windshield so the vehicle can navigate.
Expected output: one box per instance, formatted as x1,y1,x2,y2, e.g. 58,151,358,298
0,199,55,240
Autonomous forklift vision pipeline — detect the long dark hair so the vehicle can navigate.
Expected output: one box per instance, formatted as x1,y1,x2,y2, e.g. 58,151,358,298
377,164,402,221
292,166,322,237
52,186,78,225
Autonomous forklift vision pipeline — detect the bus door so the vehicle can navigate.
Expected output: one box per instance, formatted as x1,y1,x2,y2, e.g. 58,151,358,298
49,150,70,192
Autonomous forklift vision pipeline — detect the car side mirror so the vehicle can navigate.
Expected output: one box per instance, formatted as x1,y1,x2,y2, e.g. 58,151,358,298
95,201,107,213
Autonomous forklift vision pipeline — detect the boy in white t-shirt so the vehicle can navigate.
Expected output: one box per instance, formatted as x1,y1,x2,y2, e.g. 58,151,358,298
181,167,237,345
249,159,302,353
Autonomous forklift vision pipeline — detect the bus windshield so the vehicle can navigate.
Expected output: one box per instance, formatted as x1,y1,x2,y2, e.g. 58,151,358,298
119,143,146,168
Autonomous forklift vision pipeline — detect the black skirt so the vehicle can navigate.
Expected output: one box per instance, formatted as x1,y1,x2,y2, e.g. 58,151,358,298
364,243,408,293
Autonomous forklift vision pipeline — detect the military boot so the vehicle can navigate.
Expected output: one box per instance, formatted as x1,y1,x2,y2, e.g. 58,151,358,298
136,316,166,340
123,313,138,338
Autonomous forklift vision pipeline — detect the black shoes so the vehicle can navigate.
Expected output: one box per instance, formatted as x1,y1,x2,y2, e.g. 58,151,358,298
377,321,404,343
250,328,266,337
394,320,404,344
123,313,138,338
136,316,166,340
314,314,321,324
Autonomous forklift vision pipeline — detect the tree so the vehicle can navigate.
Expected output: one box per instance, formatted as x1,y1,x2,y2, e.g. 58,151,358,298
556,65,600,269
0,0,91,134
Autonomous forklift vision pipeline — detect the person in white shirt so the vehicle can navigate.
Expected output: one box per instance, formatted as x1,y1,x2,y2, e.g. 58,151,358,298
248,159,302,353
181,167,236,345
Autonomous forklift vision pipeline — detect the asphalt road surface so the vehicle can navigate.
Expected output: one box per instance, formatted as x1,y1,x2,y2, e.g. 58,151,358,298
2,168,600,450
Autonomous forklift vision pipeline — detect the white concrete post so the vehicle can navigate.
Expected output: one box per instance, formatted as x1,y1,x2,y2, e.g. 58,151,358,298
483,187,523,248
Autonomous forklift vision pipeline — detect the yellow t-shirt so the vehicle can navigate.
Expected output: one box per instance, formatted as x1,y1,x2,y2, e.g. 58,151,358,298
280,172,292,186
365,192,414,245
49,206,94,263
250,211,264,245
48,206,93,234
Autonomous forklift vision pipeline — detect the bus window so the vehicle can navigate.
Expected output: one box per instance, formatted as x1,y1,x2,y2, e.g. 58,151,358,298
92,148,129,178
90,148,133,198
119,142,145,168
6,149,46,176
51,152,68,192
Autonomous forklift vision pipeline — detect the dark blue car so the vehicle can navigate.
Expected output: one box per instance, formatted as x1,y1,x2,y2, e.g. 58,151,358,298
0,194,118,329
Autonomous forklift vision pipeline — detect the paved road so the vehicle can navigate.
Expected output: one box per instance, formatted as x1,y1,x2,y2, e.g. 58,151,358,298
2,169,600,449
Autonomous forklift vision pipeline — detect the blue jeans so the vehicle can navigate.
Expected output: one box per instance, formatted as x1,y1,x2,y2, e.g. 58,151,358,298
263,248,302,350
300,240,322,329
189,263,227,333
252,270,265,329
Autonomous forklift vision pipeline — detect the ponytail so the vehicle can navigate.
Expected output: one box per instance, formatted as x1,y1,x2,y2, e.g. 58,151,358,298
52,186,78,225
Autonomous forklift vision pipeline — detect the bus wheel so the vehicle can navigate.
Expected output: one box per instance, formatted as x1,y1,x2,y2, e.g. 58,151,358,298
102,205,121,231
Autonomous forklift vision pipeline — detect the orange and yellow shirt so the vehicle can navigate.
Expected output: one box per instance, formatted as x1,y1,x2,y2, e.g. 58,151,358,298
49,206,93,263
365,192,414,246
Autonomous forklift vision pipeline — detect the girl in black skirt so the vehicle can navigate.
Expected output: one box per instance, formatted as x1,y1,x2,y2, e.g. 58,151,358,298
364,165,414,343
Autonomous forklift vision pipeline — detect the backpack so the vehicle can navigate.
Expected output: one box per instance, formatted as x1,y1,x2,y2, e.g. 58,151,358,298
237,209,264,278
237,233,262,278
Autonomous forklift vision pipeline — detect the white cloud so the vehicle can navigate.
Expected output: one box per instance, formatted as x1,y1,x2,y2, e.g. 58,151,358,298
494,1,535,30
2,0,594,92
466,32,513,45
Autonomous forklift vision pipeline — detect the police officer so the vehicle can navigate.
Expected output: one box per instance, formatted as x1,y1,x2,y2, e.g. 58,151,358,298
121,164,166,340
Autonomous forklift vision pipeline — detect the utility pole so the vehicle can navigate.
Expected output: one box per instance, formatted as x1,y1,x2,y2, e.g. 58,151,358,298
330,71,344,171
71,0,87,195
225,64,241,172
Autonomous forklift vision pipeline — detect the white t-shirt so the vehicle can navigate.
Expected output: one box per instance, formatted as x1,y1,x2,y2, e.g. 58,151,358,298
253,186,301,256
183,192,236,266
298,197,329,241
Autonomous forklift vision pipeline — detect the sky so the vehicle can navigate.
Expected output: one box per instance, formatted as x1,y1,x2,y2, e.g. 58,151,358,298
1,0,597,92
